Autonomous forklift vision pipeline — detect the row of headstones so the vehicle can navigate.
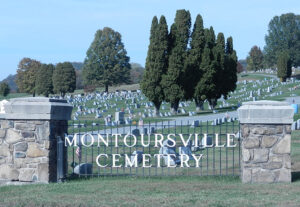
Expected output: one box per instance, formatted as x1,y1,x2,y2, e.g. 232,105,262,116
211,117,237,126
68,89,239,121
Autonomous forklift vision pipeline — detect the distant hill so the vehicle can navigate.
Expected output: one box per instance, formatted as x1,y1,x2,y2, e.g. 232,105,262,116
1,74,18,93
239,59,247,71
71,62,84,70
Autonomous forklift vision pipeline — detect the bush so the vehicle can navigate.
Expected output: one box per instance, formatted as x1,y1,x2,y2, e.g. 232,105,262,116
84,85,96,93
0,82,10,97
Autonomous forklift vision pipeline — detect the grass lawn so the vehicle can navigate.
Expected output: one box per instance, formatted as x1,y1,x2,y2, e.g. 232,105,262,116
1,176,300,207
0,93,29,101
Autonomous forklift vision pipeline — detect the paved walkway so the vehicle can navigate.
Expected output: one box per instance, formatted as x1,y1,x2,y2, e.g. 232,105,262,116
284,97,300,105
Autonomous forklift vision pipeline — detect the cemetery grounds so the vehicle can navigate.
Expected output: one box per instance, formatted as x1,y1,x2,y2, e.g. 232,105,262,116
1,73,300,206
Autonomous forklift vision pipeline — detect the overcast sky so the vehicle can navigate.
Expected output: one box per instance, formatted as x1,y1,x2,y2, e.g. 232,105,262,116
0,0,299,80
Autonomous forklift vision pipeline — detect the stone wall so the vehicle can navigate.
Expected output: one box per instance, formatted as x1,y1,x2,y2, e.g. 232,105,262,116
238,101,294,183
0,98,72,183
0,120,68,182
241,124,291,183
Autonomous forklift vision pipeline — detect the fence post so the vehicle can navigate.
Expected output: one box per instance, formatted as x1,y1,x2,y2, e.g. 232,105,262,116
57,136,64,182
0,97,72,183
238,100,294,183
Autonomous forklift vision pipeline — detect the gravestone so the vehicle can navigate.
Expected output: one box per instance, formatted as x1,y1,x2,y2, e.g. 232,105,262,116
74,163,93,175
115,112,125,124
132,129,140,136
179,146,193,160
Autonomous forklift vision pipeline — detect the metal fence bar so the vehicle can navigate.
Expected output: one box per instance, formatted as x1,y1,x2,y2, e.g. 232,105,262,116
57,136,64,182
64,120,241,179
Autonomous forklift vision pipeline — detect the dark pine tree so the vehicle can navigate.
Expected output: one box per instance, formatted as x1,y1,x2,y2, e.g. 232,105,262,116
223,37,238,98
0,82,10,97
277,51,292,82
202,27,220,109
194,45,217,109
161,9,191,114
184,14,206,111
141,16,168,116
212,32,226,107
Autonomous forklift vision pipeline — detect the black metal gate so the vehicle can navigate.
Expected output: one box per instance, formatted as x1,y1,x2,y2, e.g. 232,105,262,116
61,120,241,178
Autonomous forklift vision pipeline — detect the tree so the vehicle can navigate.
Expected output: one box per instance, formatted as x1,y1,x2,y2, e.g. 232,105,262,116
141,16,168,115
16,58,41,96
246,46,264,71
82,27,131,92
239,59,247,71
277,51,292,82
0,82,10,97
194,45,217,110
264,13,300,67
130,63,145,84
161,9,191,114
223,37,238,98
1,74,17,93
75,70,84,90
184,14,206,111
193,28,218,109
212,32,226,106
35,64,54,97
53,62,76,97
84,85,96,93
206,28,222,109
237,61,244,73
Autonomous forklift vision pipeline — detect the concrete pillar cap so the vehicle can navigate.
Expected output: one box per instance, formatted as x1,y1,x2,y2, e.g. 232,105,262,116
0,97,73,120
238,100,294,124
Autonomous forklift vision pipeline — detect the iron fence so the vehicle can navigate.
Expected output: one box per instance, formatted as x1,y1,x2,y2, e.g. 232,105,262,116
59,120,241,179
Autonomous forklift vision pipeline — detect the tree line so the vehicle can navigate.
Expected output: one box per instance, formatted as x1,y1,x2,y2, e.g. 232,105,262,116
10,27,141,97
245,13,299,81
141,10,238,115
16,58,76,97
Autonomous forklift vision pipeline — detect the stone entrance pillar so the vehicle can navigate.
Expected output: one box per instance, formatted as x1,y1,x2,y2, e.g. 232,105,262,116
238,101,294,183
0,98,72,183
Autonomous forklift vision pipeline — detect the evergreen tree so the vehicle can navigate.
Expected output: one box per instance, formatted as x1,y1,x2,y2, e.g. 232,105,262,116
223,37,238,99
0,82,10,97
277,51,292,82
53,62,76,97
161,9,191,114
82,27,131,92
194,44,217,109
35,64,54,97
212,32,226,106
141,16,168,116
16,58,41,96
201,27,220,109
184,14,206,111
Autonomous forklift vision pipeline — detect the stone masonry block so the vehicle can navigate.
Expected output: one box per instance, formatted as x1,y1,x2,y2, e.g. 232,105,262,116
273,134,291,154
